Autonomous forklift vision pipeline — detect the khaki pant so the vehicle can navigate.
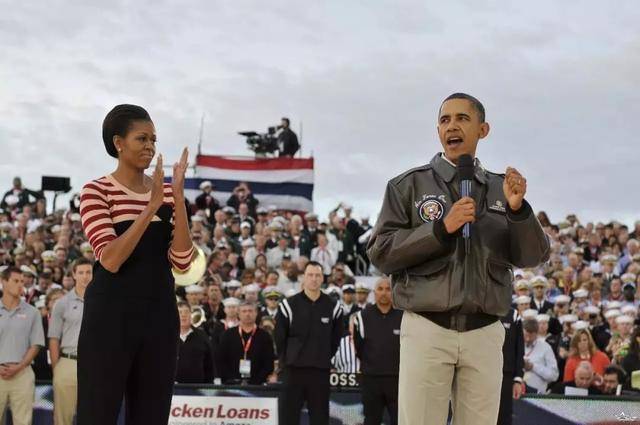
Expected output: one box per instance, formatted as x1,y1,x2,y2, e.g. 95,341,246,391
53,357,77,425
0,366,35,425
398,312,505,425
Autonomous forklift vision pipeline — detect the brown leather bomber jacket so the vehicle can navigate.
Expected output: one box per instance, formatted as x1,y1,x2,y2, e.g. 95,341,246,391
367,153,550,317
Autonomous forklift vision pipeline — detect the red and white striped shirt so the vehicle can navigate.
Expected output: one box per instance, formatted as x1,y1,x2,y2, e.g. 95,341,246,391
79,174,193,271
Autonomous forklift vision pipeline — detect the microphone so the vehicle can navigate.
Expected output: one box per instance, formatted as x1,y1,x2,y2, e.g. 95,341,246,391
457,154,474,254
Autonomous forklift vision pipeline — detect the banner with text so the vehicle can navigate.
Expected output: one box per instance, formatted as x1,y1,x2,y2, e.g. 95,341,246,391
169,395,278,425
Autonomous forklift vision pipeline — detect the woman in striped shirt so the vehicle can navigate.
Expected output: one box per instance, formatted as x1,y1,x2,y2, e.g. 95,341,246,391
77,104,193,425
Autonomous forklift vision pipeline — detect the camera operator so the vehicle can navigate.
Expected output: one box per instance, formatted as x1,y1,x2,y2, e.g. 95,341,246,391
277,117,299,158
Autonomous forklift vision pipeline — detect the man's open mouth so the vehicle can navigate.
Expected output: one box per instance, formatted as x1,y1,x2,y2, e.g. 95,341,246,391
446,137,463,148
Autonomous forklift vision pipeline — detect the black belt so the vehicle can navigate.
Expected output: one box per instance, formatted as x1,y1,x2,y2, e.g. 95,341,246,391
417,311,498,332
60,353,78,361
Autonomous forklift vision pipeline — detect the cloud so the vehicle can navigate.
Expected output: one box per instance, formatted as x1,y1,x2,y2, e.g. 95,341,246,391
0,0,638,225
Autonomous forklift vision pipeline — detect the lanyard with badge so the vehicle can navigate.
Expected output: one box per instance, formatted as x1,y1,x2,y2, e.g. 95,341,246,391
239,326,257,378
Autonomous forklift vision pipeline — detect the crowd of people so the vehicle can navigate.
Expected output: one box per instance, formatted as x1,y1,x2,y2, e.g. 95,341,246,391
1,176,640,422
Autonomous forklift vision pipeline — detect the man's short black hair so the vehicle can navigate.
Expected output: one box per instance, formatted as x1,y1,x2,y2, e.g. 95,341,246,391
604,365,626,383
281,117,290,126
440,93,486,123
102,104,152,158
0,266,21,281
304,261,323,273
72,257,93,273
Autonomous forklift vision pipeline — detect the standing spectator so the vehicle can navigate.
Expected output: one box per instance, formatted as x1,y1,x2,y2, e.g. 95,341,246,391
355,283,371,309
175,301,214,383
195,181,221,222
497,308,524,425
216,301,275,384
1,177,44,210
221,297,241,329
563,329,610,383
531,277,553,314
310,233,336,277
275,261,343,425
0,266,45,425
48,258,93,425
522,319,559,393
203,281,226,321
353,277,402,425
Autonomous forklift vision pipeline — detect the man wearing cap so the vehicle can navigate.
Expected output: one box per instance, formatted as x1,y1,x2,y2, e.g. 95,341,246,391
514,296,531,319
221,297,241,329
0,266,45,425
26,268,54,306
275,261,344,425
340,284,359,316
227,183,259,217
353,277,402,425
185,285,205,308
301,213,320,257
48,258,93,425
367,93,550,425
20,266,37,294
353,282,370,310
531,277,553,314
260,287,282,320
216,301,275,385
195,181,221,222
621,274,639,309
521,319,559,394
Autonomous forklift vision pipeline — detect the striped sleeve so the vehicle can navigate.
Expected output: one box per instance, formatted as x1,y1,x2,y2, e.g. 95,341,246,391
80,180,117,261
165,183,194,272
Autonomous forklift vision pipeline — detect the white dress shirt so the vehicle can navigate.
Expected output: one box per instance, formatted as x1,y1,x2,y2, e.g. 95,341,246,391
523,337,559,393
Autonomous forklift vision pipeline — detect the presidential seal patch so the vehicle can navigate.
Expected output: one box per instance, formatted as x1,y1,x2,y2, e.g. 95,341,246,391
417,196,445,223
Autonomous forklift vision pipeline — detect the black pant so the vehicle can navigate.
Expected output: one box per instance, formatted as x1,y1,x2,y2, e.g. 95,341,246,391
497,375,513,425
361,375,398,425
77,296,179,425
280,367,330,425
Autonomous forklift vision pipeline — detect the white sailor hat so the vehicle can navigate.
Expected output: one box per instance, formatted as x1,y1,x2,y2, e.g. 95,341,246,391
80,242,93,253
185,285,204,294
70,213,81,222
191,215,204,223
222,297,241,307
522,309,538,320
559,314,578,324
621,305,637,315
515,295,531,305
530,276,548,287
573,289,589,298
601,254,618,264
553,294,571,304
242,283,260,294
225,280,242,289
222,206,236,215
324,286,342,296
215,240,229,249
256,207,268,215
240,221,252,229
514,279,530,291
606,301,623,310
41,250,56,260
20,265,37,277
199,181,213,190
355,282,370,293
536,314,551,322
604,309,621,319
615,315,634,325
572,320,589,331
583,305,600,315
621,273,637,284
304,212,319,221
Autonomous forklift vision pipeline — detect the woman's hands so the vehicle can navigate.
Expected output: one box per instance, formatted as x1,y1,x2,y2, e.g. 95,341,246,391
172,147,189,202
149,154,165,212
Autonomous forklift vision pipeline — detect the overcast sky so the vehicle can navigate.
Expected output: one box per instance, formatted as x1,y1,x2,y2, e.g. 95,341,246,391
1,0,638,226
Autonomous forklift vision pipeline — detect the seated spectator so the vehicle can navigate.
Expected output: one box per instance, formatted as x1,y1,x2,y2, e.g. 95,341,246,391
522,319,559,393
602,365,627,395
552,361,602,395
563,328,610,382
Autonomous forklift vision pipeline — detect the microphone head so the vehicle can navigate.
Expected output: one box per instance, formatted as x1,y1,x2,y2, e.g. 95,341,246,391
457,154,475,180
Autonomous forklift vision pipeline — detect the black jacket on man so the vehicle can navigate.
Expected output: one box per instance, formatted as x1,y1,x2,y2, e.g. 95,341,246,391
176,327,215,383
216,326,275,385
353,304,402,376
274,291,343,369
498,309,525,425
278,128,300,157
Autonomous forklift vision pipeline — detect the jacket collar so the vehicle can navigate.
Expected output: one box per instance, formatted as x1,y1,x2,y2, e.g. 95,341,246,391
430,153,487,185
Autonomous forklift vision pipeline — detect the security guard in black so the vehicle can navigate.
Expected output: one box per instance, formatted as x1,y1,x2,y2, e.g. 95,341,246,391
275,261,344,425
353,277,402,425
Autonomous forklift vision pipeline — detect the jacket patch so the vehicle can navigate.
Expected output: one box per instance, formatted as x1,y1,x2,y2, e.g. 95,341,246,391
416,195,445,223
393,329,400,335
320,317,329,324
488,199,506,214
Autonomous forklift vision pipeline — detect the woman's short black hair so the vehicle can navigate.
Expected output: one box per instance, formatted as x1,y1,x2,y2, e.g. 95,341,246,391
102,104,152,158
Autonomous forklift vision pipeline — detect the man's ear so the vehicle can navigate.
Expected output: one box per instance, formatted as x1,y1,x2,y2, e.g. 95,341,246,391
479,122,490,139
